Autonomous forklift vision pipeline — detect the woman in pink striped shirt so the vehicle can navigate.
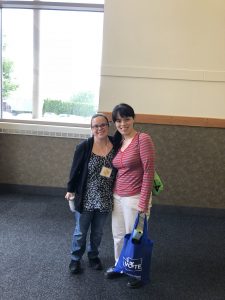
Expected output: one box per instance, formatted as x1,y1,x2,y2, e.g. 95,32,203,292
105,103,155,289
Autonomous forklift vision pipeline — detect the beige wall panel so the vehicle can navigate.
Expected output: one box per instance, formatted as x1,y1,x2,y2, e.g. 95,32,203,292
100,76,225,118
100,0,225,118
102,0,225,69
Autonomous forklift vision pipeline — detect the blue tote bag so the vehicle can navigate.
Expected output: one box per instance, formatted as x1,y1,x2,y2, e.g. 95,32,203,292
114,213,154,284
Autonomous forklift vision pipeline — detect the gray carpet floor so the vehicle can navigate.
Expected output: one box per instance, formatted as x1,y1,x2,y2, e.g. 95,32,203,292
0,192,224,300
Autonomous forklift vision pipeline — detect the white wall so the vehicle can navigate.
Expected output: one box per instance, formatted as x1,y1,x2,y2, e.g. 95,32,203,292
99,0,225,118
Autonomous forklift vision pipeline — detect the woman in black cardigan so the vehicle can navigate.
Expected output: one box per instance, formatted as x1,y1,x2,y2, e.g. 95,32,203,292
65,113,116,274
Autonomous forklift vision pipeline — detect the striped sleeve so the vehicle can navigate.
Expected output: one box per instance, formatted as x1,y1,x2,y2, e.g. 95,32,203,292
138,133,155,212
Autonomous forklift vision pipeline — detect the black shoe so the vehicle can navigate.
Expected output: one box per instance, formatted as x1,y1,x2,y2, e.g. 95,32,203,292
127,277,144,289
88,257,103,270
69,260,81,274
104,266,123,279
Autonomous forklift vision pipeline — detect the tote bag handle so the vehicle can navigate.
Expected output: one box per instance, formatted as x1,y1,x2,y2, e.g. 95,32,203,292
131,213,149,243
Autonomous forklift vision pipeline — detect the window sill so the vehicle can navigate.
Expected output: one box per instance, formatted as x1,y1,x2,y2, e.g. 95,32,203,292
0,120,91,139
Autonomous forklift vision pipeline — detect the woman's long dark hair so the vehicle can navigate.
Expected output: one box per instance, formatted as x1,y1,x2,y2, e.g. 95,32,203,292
112,103,135,150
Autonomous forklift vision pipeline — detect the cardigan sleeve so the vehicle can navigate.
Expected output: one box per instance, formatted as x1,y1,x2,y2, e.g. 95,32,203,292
67,141,87,193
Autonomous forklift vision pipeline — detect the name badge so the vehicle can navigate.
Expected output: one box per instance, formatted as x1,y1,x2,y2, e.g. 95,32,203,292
100,166,112,178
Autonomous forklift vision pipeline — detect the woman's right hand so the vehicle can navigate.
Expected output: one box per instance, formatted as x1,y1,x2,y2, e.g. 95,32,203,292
65,192,75,201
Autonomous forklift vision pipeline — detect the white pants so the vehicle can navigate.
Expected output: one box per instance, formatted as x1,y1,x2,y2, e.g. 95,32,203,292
112,193,152,263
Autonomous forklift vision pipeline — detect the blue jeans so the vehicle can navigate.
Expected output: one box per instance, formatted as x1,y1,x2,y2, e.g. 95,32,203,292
71,210,109,261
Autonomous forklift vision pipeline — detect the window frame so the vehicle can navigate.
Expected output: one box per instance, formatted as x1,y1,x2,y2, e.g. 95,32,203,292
0,1,104,134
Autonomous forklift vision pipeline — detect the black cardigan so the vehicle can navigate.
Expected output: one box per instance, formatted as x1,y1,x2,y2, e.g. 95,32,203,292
67,135,115,213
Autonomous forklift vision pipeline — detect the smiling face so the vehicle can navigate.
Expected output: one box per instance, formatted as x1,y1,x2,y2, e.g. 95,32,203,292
91,115,109,140
112,103,136,138
114,114,135,137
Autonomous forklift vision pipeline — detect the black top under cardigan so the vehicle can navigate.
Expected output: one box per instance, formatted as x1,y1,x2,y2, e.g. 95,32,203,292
67,135,116,213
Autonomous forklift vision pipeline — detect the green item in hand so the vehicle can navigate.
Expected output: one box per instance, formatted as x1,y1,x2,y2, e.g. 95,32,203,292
152,171,164,196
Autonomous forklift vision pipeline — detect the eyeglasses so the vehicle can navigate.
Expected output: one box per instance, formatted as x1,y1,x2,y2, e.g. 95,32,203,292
91,122,109,130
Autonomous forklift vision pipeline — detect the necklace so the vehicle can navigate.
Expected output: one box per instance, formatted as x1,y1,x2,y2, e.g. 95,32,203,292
94,138,111,157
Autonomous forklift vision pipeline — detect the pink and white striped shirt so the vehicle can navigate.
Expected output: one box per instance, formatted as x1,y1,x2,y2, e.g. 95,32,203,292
113,132,155,212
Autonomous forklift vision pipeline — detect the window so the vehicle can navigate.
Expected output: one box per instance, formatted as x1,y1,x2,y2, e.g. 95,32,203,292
0,1,104,125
